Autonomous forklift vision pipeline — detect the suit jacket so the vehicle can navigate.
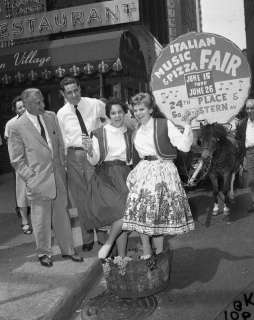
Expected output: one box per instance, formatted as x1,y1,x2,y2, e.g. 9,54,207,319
8,111,66,200
235,117,248,158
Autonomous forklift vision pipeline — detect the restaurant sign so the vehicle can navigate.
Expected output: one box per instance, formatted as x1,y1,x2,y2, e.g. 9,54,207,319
0,0,139,41
150,32,251,128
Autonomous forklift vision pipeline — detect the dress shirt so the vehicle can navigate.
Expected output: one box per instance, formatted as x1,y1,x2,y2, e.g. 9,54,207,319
26,111,52,152
134,117,193,158
87,124,128,166
245,118,254,148
57,97,106,149
4,115,19,139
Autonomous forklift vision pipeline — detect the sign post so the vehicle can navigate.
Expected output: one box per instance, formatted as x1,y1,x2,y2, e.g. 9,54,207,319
150,32,251,128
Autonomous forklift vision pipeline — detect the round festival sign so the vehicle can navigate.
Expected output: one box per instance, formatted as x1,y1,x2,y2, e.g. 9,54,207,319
150,32,251,128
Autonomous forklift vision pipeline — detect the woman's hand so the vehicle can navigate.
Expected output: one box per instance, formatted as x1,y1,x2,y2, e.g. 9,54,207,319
82,134,93,157
182,108,200,125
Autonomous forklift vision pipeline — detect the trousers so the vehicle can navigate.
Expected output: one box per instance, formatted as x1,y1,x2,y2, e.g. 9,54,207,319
30,166,74,256
67,148,106,244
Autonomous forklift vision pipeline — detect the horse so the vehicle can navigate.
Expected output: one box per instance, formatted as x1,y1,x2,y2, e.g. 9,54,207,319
194,122,242,216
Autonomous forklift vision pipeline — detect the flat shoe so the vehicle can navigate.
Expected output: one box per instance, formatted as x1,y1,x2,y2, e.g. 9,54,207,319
38,255,53,267
82,242,94,252
62,254,84,262
21,224,32,235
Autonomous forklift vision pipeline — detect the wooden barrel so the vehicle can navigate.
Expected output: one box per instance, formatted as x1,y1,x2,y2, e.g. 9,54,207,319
102,249,173,298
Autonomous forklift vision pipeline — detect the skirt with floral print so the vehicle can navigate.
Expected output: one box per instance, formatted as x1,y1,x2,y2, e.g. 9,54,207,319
122,159,195,236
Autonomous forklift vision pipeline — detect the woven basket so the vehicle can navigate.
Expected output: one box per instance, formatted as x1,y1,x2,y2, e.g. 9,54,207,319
102,249,173,298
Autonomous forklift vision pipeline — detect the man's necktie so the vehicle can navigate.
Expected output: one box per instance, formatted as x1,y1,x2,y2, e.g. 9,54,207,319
37,115,47,143
74,105,88,136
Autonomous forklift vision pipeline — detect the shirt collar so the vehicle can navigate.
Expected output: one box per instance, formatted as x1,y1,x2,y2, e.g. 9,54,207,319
105,123,127,133
26,110,38,121
140,117,153,130
69,98,83,109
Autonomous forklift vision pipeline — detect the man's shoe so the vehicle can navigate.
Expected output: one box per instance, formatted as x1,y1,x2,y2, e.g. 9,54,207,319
82,242,94,252
62,254,84,262
38,255,53,267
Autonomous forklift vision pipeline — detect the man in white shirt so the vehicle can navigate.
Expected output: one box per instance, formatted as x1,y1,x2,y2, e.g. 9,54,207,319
57,77,106,251
8,88,83,267
235,98,254,210
5,96,31,234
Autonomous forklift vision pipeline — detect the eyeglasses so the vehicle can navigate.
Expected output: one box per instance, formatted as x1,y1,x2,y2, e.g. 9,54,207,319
246,108,254,111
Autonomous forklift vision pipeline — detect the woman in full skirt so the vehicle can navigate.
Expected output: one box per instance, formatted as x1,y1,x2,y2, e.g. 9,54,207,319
122,92,198,258
82,98,133,259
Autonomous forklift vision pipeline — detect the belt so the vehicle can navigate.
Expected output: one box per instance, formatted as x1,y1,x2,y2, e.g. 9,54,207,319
143,155,158,161
102,160,127,167
68,146,84,151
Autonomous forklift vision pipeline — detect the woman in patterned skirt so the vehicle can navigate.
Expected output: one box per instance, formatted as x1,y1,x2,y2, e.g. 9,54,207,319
122,92,198,259
82,98,133,259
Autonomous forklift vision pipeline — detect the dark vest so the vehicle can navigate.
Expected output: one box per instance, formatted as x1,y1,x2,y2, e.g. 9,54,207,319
133,118,177,166
92,125,132,165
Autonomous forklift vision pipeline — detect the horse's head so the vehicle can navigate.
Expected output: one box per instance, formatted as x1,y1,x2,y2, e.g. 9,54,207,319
199,122,228,160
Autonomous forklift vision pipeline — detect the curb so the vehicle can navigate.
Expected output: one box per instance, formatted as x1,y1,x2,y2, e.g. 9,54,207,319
48,259,103,320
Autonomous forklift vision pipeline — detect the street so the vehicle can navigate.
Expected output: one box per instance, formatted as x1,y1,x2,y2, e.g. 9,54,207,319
2,172,254,320
77,188,254,320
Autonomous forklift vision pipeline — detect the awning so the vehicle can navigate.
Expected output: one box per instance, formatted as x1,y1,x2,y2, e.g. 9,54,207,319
0,29,147,83
128,25,163,76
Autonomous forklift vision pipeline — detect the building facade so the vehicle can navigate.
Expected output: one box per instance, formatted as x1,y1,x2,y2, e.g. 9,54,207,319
0,0,200,172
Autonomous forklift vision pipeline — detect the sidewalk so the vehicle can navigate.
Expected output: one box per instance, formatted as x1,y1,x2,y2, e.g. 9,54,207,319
1,172,254,320
0,173,103,320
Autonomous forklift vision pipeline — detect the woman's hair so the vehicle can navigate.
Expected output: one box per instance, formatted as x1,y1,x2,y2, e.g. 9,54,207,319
105,98,128,118
11,95,22,114
130,92,166,119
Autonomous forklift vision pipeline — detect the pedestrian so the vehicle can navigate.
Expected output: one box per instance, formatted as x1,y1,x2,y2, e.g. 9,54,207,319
8,88,83,267
81,98,132,259
235,98,254,211
122,92,197,259
57,77,107,252
4,96,31,234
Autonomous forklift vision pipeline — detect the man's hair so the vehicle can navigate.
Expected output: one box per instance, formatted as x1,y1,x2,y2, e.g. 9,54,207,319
11,95,22,114
60,77,80,91
21,88,42,103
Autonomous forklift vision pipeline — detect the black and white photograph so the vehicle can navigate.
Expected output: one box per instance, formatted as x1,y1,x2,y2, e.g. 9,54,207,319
0,1,253,319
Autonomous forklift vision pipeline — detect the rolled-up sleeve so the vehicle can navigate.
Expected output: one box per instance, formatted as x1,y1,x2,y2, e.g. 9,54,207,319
167,120,193,152
96,100,106,119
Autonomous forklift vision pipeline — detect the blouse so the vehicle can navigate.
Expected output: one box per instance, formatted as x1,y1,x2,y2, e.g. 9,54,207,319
134,117,193,158
87,124,128,165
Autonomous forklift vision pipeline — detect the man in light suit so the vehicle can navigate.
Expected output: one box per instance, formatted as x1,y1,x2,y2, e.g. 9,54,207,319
8,88,83,267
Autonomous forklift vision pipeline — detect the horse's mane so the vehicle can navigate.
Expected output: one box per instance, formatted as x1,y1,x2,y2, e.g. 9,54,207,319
201,123,228,141
200,122,240,173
